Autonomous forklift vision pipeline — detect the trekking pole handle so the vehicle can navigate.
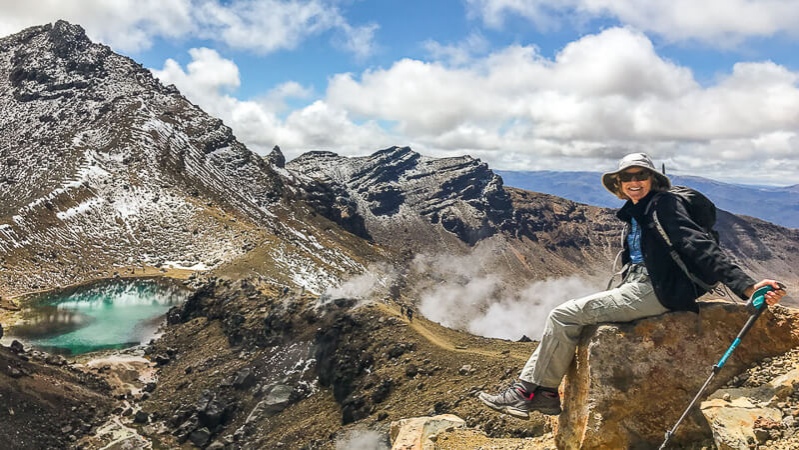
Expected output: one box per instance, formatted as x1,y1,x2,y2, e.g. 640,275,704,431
746,282,786,311
717,282,786,370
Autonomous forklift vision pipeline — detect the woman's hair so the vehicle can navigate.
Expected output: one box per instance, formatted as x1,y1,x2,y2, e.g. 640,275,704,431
610,170,669,200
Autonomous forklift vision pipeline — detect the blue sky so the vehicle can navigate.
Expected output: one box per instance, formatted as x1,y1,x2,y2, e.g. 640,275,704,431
2,0,799,185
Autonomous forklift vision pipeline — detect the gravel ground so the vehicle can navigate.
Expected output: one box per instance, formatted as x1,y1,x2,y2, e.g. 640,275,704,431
724,348,799,449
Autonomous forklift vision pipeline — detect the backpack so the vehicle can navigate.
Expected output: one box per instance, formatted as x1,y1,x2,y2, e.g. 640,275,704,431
644,186,719,291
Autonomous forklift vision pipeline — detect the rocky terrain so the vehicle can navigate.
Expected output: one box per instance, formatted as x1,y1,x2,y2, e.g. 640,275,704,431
0,20,798,450
65,277,799,450
109,275,559,449
0,342,113,450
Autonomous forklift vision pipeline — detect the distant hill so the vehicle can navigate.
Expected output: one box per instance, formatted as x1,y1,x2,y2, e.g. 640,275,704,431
497,170,799,229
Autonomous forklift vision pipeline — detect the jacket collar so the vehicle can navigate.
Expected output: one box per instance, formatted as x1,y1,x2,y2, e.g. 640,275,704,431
616,190,658,222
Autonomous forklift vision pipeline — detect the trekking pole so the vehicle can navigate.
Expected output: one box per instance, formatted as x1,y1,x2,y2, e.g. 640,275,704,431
659,282,786,449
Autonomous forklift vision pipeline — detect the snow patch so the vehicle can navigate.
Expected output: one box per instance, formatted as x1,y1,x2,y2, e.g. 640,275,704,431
57,198,107,220
161,260,210,271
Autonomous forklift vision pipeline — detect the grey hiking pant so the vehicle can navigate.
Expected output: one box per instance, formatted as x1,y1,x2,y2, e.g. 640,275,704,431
519,266,669,388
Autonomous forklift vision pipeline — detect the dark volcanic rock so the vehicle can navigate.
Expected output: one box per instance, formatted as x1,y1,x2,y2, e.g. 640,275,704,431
287,146,515,245
266,145,286,168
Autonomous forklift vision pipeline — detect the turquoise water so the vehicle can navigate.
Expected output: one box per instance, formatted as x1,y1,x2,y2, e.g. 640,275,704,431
11,278,189,355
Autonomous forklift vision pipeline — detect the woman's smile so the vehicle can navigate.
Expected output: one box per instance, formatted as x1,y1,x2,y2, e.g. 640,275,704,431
620,170,652,204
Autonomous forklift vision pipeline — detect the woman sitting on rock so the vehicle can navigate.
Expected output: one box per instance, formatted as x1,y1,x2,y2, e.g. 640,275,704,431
479,152,786,417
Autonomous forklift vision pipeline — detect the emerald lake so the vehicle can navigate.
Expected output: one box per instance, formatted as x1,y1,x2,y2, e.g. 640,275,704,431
10,278,189,355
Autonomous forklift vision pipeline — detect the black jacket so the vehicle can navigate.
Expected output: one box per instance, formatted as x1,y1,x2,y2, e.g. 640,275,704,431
617,190,755,312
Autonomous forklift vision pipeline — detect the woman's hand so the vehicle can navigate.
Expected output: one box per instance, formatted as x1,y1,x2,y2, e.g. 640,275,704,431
744,280,787,306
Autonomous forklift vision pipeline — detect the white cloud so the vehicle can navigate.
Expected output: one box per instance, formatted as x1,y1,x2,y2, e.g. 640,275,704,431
319,27,799,182
175,47,240,92
327,59,504,137
0,0,376,56
334,21,380,61
325,28,701,142
282,101,394,152
192,0,377,56
465,0,799,46
423,32,491,67
149,26,799,184
151,48,239,110
547,28,697,98
259,81,314,113
465,0,560,31
0,0,193,52
151,49,392,158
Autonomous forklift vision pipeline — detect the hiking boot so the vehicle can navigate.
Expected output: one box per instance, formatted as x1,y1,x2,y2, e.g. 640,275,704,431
478,382,561,418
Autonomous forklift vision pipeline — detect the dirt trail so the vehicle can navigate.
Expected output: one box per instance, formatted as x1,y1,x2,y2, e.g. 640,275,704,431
375,302,529,362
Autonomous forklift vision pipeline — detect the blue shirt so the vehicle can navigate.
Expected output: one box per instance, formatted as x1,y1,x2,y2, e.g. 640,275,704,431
627,218,644,264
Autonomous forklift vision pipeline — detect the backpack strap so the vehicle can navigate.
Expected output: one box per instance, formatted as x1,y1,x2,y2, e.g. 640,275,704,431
606,251,629,290
646,193,717,293
606,222,630,290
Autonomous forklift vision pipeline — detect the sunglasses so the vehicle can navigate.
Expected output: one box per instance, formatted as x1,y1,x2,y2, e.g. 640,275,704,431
617,170,651,182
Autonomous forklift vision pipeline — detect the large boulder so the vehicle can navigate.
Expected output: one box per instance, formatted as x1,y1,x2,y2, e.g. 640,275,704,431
390,414,466,450
245,384,294,423
556,301,799,449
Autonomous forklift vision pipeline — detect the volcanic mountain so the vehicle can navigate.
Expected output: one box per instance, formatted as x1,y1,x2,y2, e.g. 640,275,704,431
1,21,798,449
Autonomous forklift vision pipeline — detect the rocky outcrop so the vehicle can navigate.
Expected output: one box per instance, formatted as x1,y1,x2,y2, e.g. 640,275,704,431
266,145,286,168
390,414,466,449
701,380,786,449
558,302,799,449
286,146,515,246
283,157,372,240
701,348,799,449
0,344,114,449
314,303,378,425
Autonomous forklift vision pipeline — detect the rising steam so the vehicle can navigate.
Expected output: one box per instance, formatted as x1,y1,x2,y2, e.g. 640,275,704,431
335,429,389,450
414,251,602,341
320,262,398,302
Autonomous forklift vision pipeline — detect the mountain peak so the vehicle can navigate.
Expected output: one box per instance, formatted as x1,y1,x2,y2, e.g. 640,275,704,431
6,20,115,103
372,145,415,158
0,21,287,295
47,20,92,47
267,145,286,168
287,146,514,245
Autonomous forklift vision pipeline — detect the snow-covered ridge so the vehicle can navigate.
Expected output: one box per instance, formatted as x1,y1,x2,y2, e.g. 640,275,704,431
0,21,360,296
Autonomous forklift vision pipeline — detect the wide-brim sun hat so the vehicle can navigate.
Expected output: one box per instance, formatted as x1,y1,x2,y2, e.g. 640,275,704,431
601,152,671,198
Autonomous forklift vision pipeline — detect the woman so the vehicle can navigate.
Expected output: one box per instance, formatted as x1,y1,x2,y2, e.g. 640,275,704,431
479,152,786,418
